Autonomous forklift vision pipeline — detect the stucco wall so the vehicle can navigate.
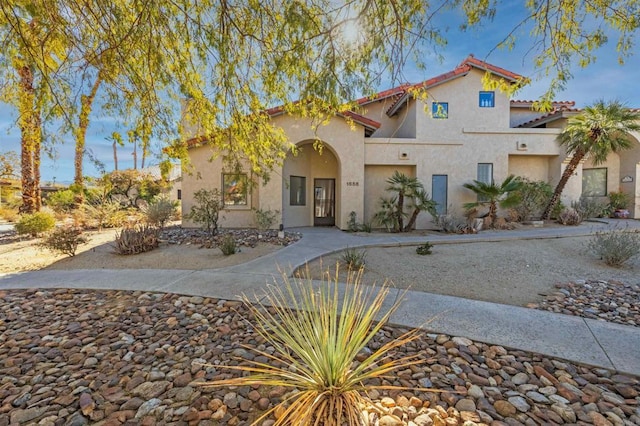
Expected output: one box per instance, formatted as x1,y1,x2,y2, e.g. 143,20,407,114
508,155,553,182
363,165,416,226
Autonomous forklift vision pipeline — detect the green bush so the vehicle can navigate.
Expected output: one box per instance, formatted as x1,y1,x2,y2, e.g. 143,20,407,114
557,208,582,225
114,225,160,255
347,211,359,232
608,191,632,210
416,241,433,255
219,234,238,255
0,206,19,222
143,195,178,228
46,189,77,213
572,196,607,220
253,207,279,231
82,200,132,229
200,267,422,426
15,211,56,236
587,226,640,267
40,226,88,257
340,246,366,270
512,178,553,221
187,188,223,236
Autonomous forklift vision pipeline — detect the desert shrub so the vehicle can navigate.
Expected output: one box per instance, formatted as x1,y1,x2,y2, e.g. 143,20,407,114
340,247,366,270
373,197,399,232
200,267,422,426
46,189,77,213
511,178,553,221
143,195,178,228
416,241,433,255
587,226,640,266
15,211,56,236
41,226,88,257
347,211,359,232
359,221,372,233
253,207,279,231
219,234,238,255
0,206,19,222
432,211,478,234
557,208,583,225
114,225,160,255
572,196,607,220
187,188,223,236
608,191,632,210
82,200,132,229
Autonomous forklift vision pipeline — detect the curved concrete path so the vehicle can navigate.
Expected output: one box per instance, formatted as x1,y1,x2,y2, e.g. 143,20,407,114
1,219,639,376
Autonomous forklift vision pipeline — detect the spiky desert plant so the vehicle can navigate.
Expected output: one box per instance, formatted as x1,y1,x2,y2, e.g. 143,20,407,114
200,267,426,426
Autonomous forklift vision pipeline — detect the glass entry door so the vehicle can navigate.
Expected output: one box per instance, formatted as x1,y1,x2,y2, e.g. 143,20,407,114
314,178,335,226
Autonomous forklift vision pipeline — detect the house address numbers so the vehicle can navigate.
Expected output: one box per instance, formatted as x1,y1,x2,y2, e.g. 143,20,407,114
346,181,360,186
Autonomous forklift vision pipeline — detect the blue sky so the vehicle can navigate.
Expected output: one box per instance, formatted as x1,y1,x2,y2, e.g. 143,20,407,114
2,4,638,184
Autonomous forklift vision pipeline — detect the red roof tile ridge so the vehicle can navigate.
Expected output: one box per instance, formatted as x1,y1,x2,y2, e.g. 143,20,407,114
460,55,524,81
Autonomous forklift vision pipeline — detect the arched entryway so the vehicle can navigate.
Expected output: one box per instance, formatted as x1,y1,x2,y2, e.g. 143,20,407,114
282,141,341,227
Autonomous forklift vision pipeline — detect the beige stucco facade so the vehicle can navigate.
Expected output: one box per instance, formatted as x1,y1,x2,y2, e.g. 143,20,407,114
182,57,640,229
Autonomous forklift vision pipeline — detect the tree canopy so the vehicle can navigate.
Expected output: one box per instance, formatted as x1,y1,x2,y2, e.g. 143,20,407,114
1,0,639,207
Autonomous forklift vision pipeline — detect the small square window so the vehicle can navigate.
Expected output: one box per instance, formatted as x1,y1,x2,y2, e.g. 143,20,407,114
432,102,448,119
222,173,248,205
479,91,495,108
290,176,306,206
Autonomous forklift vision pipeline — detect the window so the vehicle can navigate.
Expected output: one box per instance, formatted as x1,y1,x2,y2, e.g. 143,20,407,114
177,189,182,200
477,163,493,185
290,175,306,206
582,168,607,197
431,102,448,119
477,163,493,202
222,173,248,205
479,91,495,108
432,175,448,215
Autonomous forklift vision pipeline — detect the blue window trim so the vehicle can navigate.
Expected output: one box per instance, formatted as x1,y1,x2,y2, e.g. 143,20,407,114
479,91,495,108
432,102,448,119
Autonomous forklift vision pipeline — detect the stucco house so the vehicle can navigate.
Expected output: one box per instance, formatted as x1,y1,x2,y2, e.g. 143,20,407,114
182,55,640,230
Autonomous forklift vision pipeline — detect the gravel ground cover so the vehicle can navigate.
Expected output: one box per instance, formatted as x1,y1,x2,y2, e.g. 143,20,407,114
1,288,638,426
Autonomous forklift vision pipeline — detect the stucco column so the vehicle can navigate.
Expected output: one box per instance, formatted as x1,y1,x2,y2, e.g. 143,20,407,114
560,159,583,207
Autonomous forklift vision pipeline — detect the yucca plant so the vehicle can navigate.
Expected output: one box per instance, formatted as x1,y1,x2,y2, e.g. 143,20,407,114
200,267,427,426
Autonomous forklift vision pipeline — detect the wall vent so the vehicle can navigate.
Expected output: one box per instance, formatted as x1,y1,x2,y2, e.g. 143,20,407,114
516,142,528,151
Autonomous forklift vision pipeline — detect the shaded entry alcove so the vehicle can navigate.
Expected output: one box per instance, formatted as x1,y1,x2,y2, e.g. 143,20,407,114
282,141,340,227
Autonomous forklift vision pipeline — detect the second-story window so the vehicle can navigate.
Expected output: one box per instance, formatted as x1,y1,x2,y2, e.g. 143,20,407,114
479,91,495,108
432,102,448,119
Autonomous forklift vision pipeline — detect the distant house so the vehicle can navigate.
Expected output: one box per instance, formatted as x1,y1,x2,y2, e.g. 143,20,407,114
181,56,640,230
141,164,182,203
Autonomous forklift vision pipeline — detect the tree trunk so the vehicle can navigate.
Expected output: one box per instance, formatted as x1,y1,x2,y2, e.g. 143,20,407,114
396,192,404,232
74,76,102,204
541,151,585,220
113,141,118,171
404,208,419,231
17,64,40,213
488,200,497,228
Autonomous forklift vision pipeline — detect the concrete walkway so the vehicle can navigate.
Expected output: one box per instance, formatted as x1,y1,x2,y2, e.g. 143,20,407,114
1,219,639,376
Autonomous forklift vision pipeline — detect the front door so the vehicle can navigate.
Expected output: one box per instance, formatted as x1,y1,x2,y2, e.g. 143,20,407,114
314,178,335,226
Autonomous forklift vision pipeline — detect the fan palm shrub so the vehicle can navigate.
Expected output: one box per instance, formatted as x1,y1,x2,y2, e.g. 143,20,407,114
385,171,421,232
200,267,426,426
404,188,436,231
542,100,640,219
463,175,522,228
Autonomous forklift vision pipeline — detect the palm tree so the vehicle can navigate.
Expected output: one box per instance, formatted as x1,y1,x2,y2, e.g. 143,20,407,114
404,188,436,231
541,100,640,220
386,171,421,232
463,175,522,228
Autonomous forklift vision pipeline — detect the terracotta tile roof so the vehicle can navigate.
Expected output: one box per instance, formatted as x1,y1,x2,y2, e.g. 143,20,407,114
354,83,412,106
461,55,524,81
511,100,576,108
386,65,473,116
385,55,526,117
185,105,381,148
516,108,581,128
